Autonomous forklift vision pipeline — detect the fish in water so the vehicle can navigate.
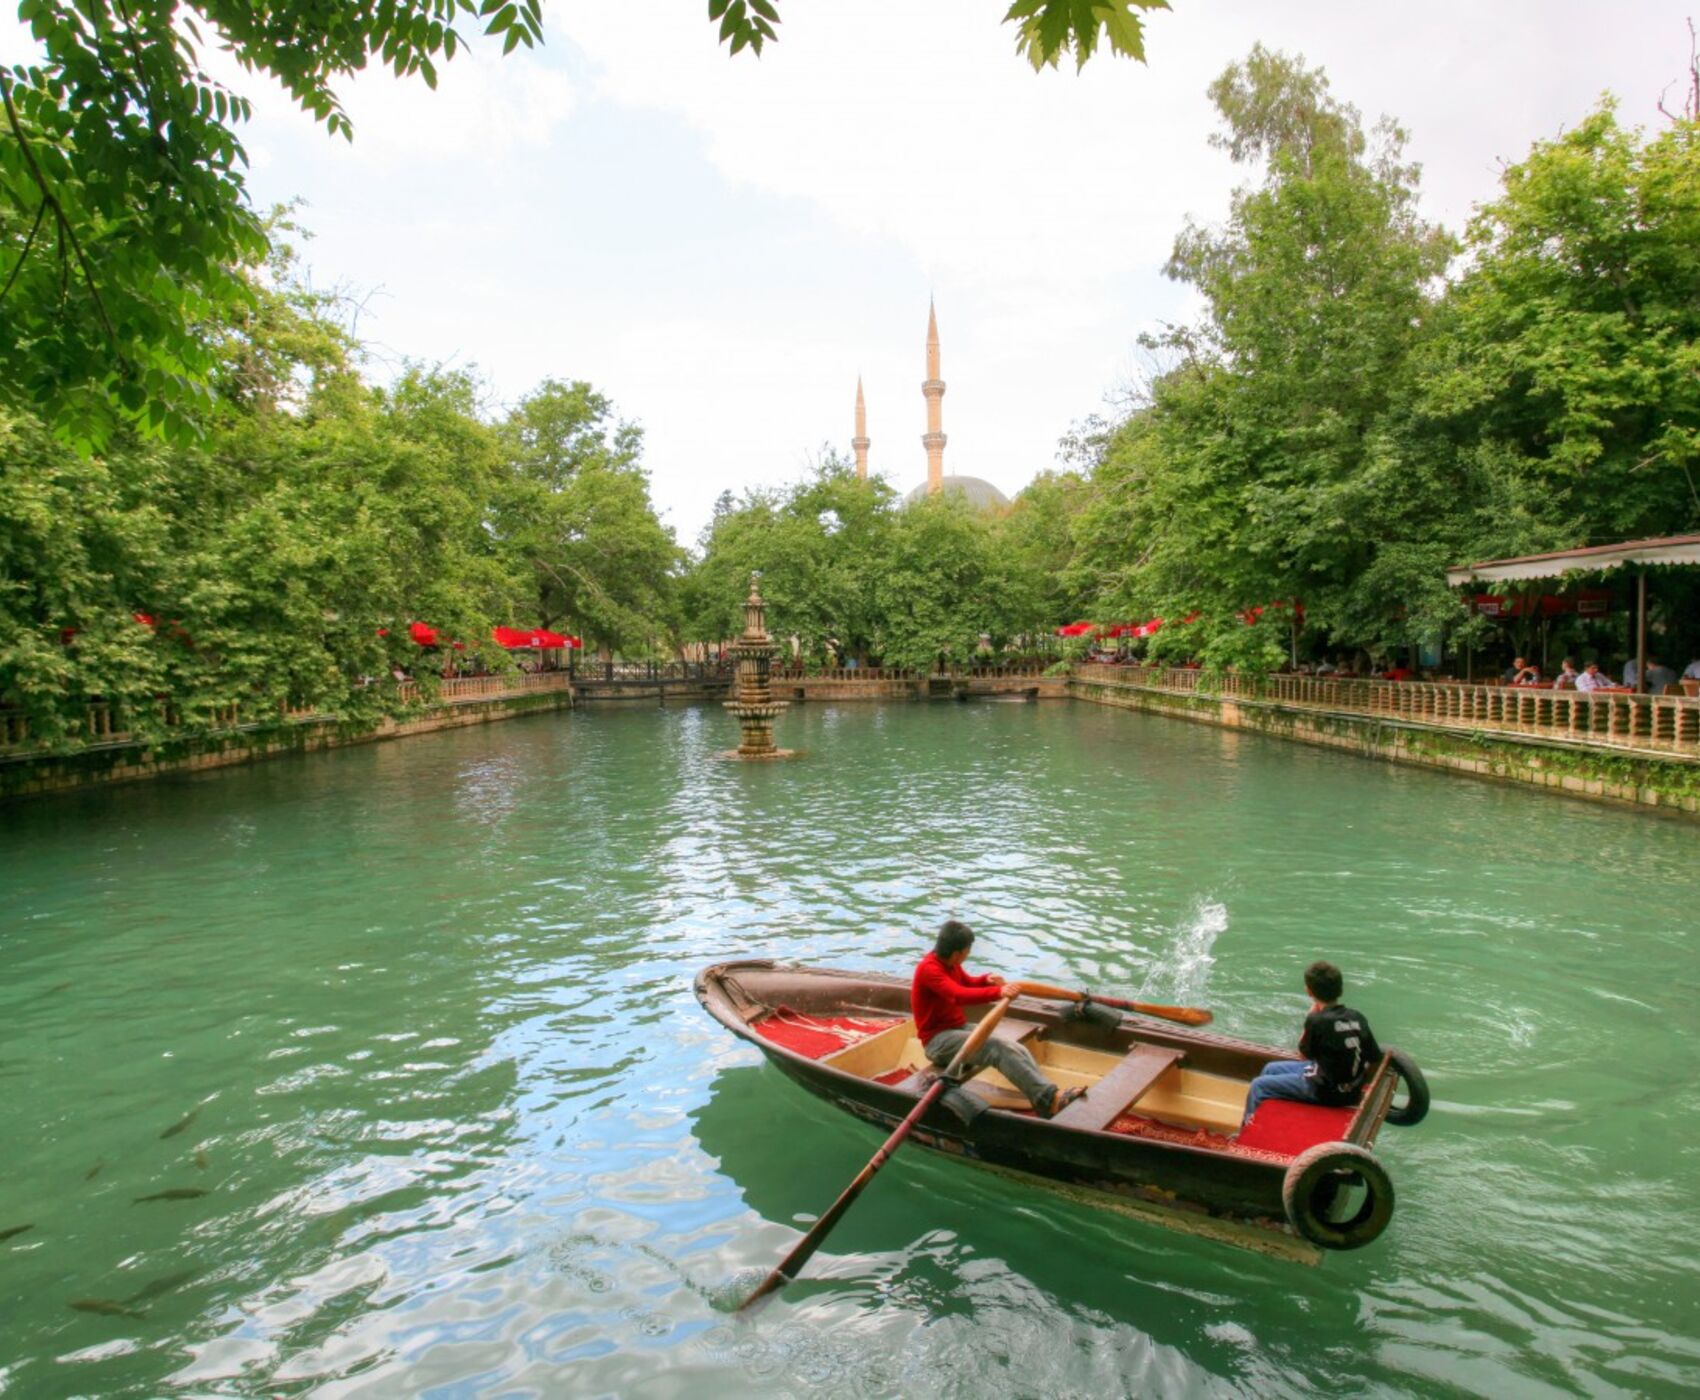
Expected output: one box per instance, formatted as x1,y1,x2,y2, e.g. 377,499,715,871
84,1160,104,1182
194,1148,209,1171
45,981,73,995
125,1268,197,1305
69,1298,146,1319
0,1223,35,1243
134,1187,209,1203
159,1106,202,1140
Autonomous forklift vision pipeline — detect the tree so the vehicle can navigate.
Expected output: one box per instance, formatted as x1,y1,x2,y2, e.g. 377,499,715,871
995,468,1092,634
1072,47,1454,662
873,492,1024,670
0,232,570,753
1411,101,1700,554
494,380,680,655
682,456,896,663
1,0,543,450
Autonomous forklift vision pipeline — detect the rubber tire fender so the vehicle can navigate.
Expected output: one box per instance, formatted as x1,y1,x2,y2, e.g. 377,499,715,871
1282,1142,1395,1251
1383,1046,1430,1128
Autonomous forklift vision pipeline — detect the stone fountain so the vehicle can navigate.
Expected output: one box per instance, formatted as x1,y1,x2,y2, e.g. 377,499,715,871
722,572,796,760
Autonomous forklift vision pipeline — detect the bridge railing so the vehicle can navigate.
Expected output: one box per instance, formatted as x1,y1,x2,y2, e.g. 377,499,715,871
779,666,917,682
1072,663,1700,757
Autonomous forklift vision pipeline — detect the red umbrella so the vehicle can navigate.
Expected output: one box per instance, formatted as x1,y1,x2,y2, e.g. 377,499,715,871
409,621,439,646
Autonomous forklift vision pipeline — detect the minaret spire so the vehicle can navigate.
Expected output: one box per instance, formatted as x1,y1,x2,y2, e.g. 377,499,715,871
852,375,869,481
921,297,946,493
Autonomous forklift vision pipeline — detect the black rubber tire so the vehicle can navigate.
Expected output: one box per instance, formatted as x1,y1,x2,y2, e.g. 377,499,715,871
1383,1046,1430,1128
1282,1142,1395,1250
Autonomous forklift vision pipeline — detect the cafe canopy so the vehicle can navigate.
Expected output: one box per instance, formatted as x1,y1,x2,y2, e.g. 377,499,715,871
1444,534,1700,587
1446,534,1700,693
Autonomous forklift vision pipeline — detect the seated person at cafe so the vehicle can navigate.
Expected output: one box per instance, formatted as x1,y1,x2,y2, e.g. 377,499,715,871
1684,657,1700,681
1624,656,1678,692
1506,657,1541,685
1552,658,1579,689
912,921,1083,1119
1575,661,1611,692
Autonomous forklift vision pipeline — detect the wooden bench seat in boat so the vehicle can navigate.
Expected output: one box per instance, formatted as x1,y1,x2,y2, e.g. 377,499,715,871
885,1016,1047,1095
1047,1044,1185,1131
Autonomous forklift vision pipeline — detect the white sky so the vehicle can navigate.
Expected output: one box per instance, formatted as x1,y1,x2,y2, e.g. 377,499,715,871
7,2,1696,541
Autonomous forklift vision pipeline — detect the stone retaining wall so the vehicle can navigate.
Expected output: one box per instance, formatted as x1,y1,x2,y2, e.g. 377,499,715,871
1069,676,1700,816
0,688,576,800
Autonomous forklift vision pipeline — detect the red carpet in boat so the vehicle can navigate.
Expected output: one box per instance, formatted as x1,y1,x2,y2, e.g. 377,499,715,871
751,1009,901,1059
1108,1113,1290,1163
1234,1099,1357,1156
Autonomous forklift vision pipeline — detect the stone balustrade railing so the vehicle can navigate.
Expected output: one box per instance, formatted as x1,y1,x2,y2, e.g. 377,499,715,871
777,663,1051,682
1072,663,1700,757
0,671,575,757
780,667,917,682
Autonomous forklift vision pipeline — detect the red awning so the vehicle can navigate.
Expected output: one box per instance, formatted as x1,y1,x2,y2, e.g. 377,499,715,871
492,626,582,649
1056,621,1096,637
1474,590,1614,619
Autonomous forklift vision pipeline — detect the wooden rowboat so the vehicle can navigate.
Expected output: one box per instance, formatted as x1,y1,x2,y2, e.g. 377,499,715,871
695,960,1427,1264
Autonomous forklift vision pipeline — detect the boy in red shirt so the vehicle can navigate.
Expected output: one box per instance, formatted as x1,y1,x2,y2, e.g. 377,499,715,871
912,921,1083,1118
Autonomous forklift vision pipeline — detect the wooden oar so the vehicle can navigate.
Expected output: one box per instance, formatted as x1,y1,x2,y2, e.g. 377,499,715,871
1013,980,1213,1027
738,995,1014,1312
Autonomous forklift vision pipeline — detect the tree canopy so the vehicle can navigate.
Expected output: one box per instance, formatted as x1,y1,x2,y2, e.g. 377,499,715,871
0,219,679,753
2,0,1168,453
1055,47,1700,670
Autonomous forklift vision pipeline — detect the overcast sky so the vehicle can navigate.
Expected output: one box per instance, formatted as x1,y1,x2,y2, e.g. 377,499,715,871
10,2,1697,541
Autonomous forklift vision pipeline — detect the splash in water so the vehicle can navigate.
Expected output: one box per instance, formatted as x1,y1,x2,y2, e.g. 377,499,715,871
1140,900,1225,1005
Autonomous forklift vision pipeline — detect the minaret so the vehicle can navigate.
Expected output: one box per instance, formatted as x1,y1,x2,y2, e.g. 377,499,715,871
921,298,946,493
852,375,869,481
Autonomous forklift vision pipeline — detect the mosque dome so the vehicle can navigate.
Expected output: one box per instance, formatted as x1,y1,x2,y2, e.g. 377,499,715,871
851,301,1020,515
903,475,1010,511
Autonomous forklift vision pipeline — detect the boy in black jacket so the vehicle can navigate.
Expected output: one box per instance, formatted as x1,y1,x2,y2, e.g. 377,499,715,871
1240,961,1382,1129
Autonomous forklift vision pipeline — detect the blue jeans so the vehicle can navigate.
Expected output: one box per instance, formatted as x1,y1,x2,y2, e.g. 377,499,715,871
1242,1059,1320,1125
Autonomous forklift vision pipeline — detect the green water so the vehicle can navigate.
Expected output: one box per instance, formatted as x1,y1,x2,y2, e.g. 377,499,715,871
2,701,1696,1397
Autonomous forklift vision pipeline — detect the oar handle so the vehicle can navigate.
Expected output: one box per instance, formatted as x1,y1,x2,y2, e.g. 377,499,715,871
1012,980,1213,1027
942,993,1014,1077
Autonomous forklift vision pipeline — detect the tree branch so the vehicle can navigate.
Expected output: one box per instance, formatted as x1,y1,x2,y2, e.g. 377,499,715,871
0,66,120,348
0,198,47,304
